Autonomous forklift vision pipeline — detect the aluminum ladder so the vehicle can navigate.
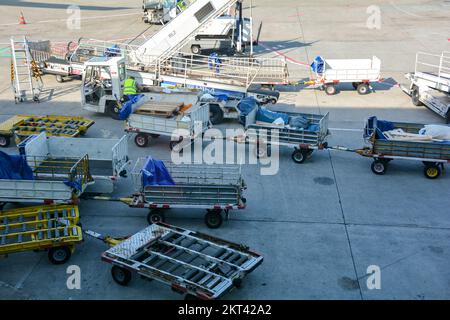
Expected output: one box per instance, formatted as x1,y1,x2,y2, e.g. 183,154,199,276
10,36,43,103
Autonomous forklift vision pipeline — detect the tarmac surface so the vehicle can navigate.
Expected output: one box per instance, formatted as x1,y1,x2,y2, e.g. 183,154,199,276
0,0,449,300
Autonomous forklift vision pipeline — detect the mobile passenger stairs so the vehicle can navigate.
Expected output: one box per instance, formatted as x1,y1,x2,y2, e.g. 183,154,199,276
10,36,43,103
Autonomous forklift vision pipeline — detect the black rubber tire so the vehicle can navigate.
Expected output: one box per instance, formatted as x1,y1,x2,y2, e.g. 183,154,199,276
357,83,370,95
209,104,224,125
291,149,308,164
111,266,132,286
269,98,278,105
134,133,150,148
204,210,223,229
106,102,121,120
324,84,337,95
411,87,423,106
255,143,271,159
55,75,64,83
371,160,387,175
191,45,201,55
424,164,441,180
0,135,11,148
147,210,165,225
48,246,71,265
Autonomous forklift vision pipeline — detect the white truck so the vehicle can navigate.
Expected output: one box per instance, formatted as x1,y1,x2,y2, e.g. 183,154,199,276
401,52,450,123
142,0,177,24
308,56,382,95
19,132,129,195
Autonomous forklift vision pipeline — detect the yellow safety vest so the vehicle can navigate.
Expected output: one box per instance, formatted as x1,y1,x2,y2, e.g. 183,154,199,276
123,78,137,95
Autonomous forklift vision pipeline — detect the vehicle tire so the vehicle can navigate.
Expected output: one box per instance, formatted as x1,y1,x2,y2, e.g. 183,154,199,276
352,82,359,90
106,102,121,120
371,160,387,175
209,104,224,125
0,135,11,148
424,164,441,180
134,133,150,148
357,83,370,95
269,98,278,105
411,87,423,106
324,84,337,95
291,149,308,164
147,210,166,225
255,143,271,159
205,210,223,229
55,75,64,83
48,246,71,265
111,266,132,286
191,45,201,55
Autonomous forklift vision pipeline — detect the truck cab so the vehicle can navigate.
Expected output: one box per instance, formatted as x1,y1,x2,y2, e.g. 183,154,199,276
81,56,127,119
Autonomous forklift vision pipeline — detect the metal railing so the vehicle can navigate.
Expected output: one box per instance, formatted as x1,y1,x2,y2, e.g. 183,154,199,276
415,51,450,85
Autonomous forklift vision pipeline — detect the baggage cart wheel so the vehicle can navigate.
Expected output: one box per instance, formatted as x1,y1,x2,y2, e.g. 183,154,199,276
111,266,132,286
371,160,387,175
56,75,64,83
135,133,150,148
291,149,308,164
205,210,223,229
411,86,423,106
233,278,243,289
424,164,441,180
255,142,271,159
0,135,11,148
324,84,337,95
147,209,166,225
357,83,370,95
169,137,184,153
209,104,224,125
48,246,71,265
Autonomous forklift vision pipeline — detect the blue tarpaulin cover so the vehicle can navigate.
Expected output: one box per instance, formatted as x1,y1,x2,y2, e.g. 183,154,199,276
142,158,175,187
0,151,34,180
119,94,146,120
256,108,290,125
365,116,395,140
311,56,325,74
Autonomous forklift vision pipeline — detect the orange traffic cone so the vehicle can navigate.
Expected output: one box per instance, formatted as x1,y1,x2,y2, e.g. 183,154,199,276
19,12,26,25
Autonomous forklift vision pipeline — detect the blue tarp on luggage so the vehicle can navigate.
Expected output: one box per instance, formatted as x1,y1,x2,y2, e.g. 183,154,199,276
0,151,34,180
237,97,259,116
311,56,325,74
118,94,146,120
142,158,175,187
256,108,289,125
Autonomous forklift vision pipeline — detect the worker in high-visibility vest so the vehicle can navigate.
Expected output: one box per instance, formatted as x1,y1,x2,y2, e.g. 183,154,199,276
122,76,139,101
177,0,188,11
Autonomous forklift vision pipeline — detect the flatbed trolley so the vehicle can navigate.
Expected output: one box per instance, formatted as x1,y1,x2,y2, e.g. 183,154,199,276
0,204,83,264
100,223,263,300
0,114,94,148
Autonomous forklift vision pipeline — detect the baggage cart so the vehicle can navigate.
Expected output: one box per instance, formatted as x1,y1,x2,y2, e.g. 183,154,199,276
0,204,83,264
357,117,450,179
242,108,330,163
125,101,210,151
307,56,382,95
20,132,129,194
0,114,94,148
127,158,247,228
100,223,263,300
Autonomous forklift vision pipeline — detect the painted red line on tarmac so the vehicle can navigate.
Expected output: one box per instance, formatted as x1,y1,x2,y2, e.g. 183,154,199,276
259,42,309,67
